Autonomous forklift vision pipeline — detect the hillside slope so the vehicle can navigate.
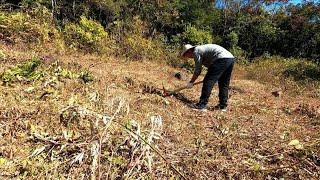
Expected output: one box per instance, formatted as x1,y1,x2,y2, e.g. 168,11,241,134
0,45,319,179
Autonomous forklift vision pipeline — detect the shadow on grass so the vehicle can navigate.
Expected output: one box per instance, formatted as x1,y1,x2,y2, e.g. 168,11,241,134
171,93,197,106
171,93,224,112
142,86,218,111
171,93,216,111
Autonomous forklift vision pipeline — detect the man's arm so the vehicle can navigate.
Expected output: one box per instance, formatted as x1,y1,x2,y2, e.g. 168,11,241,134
190,73,199,83
190,50,202,83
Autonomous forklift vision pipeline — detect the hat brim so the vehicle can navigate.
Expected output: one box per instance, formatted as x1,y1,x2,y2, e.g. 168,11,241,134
181,46,195,57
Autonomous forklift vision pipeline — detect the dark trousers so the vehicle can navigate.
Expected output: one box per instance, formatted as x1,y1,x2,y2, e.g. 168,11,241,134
199,58,234,107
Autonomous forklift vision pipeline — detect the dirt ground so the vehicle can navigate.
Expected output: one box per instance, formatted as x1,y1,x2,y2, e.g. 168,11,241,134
0,45,319,179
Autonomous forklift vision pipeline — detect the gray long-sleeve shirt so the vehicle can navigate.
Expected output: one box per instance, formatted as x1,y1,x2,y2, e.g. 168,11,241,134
193,44,234,76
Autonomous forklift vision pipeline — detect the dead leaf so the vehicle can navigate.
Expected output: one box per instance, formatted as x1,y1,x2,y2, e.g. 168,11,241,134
30,146,46,157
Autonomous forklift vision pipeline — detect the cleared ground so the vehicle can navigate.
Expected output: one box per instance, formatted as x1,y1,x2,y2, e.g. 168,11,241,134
0,44,319,179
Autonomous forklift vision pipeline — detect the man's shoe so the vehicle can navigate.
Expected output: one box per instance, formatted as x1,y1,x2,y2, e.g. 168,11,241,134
192,103,207,110
214,104,227,112
220,107,227,112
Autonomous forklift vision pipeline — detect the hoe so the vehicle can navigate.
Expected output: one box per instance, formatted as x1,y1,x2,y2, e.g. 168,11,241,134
162,81,203,97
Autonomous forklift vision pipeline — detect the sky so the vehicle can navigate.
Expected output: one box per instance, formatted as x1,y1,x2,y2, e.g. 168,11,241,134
291,0,320,4
291,0,302,4
215,0,319,10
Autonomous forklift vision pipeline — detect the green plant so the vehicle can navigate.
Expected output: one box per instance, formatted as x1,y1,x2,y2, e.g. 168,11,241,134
0,10,60,44
227,31,239,48
64,16,109,52
0,50,6,60
79,71,94,83
283,60,320,82
225,31,248,63
181,25,213,45
230,46,248,64
0,58,43,84
245,56,320,90
122,17,166,61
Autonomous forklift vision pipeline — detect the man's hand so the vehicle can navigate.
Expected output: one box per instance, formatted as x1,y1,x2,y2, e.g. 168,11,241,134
186,82,193,89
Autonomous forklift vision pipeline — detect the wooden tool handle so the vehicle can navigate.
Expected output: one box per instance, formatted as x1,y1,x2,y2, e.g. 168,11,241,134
171,81,203,94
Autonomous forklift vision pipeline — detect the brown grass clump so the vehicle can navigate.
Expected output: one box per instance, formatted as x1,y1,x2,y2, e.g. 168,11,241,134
0,44,319,179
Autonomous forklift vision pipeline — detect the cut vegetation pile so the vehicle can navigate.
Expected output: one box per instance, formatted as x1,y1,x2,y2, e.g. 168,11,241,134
0,46,319,179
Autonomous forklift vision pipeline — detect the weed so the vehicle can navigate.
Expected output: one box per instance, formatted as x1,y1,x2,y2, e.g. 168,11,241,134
79,71,94,83
0,50,6,60
0,57,42,84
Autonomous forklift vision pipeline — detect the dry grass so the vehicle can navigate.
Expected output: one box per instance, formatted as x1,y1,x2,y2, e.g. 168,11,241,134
0,43,319,179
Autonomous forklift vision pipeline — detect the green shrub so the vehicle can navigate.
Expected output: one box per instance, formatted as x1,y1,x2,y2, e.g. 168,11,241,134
230,46,248,64
64,16,110,52
225,31,248,63
122,17,166,61
227,31,239,48
181,25,213,45
0,57,95,85
0,10,60,44
256,20,278,41
246,56,320,86
283,61,320,82
125,34,154,60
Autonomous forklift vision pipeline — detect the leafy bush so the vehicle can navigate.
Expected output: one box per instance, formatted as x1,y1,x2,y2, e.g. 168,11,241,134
283,61,320,82
122,17,166,61
125,34,154,60
64,16,110,52
246,56,320,86
227,31,239,48
226,31,248,63
230,46,248,64
256,20,278,40
0,10,60,44
181,25,213,45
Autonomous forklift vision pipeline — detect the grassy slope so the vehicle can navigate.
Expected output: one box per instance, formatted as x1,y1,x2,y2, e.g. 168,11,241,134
0,44,319,179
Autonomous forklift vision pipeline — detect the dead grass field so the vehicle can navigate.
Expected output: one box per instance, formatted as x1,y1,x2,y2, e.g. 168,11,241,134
0,44,319,179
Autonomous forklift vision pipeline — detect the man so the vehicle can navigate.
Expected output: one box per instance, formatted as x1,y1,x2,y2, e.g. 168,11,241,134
181,44,235,111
